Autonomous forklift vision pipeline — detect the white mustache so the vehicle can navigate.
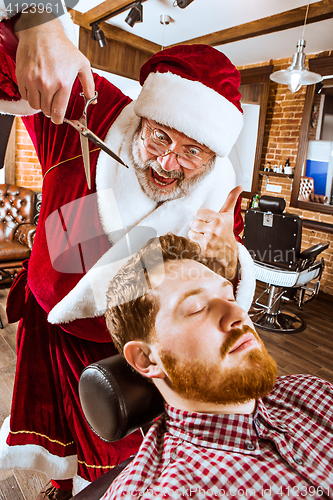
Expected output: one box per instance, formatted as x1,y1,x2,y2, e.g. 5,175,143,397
145,160,184,181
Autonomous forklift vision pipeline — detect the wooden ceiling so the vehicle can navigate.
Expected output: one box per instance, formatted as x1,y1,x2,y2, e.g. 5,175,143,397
68,0,333,81
69,0,333,54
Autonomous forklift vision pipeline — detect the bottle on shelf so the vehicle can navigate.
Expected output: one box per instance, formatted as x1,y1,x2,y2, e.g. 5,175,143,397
251,194,260,209
284,158,293,175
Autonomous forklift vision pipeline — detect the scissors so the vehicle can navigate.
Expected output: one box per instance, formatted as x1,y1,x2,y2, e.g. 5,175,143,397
64,91,128,189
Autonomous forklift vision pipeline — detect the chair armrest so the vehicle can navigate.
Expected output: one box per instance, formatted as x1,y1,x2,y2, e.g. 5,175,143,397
299,242,329,261
71,457,134,499
14,223,37,251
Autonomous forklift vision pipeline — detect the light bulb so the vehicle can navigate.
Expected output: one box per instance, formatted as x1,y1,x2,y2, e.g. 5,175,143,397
288,71,302,93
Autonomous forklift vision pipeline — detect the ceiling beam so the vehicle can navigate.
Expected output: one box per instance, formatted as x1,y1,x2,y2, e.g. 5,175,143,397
79,26,151,80
97,22,161,54
83,0,134,25
167,0,333,47
68,8,161,55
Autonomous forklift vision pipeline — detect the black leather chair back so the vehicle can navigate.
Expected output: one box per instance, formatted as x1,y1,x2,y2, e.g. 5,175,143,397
79,355,165,442
243,196,302,269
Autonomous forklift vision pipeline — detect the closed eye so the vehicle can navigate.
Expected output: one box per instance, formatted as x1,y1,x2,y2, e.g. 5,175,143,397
188,306,206,316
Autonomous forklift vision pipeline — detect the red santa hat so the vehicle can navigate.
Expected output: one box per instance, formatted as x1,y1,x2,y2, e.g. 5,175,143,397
134,44,244,158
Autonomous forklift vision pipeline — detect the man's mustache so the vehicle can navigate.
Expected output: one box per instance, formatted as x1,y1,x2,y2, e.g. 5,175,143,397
220,325,258,359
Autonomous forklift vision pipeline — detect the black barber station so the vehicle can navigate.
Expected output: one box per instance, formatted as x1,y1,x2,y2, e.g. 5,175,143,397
243,195,329,333
72,355,164,499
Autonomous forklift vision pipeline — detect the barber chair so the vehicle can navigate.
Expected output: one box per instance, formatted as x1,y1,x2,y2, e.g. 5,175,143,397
72,355,165,499
243,196,328,334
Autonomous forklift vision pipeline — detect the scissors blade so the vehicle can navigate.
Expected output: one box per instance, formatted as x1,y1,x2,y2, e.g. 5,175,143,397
64,119,129,169
79,118,92,190
85,130,129,168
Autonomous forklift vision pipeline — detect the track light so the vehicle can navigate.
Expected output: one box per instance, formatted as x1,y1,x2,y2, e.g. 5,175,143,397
125,1,143,27
173,0,195,8
90,0,146,46
91,23,107,48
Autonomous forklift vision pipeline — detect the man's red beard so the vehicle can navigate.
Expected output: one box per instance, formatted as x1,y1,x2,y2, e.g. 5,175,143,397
159,326,277,405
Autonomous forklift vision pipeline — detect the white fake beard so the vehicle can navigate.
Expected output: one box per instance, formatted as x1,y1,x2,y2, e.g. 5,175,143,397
131,131,215,203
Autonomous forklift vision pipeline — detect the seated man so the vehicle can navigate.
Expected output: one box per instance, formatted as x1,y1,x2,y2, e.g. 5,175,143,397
103,233,333,500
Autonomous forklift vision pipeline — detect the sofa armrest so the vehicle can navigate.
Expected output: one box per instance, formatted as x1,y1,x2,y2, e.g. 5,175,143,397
14,223,37,251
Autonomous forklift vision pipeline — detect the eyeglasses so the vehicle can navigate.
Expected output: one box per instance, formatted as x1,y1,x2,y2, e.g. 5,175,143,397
140,122,213,170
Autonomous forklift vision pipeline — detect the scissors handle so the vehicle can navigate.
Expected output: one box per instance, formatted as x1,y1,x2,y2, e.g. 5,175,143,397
80,91,98,119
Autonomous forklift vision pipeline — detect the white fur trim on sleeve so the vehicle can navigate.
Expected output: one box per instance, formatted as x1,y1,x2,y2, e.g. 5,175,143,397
0,0,16,19
134,71,243,158
0,0,76,45
235,242,256,312
0,1,77,116
58,6,77,46
0,99,40,116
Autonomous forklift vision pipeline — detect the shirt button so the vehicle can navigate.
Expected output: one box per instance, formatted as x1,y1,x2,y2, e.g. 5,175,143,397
293,455,304,466
245,442,256,451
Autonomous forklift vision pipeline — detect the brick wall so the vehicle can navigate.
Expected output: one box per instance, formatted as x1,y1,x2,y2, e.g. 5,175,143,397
239,52,333,296
15,118,43,190
15,52,333,294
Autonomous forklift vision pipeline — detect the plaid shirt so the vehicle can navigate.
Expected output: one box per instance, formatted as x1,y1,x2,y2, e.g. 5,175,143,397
102,375,333,500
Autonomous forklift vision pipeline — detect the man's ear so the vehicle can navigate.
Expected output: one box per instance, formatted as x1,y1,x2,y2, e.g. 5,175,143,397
124,341,165,380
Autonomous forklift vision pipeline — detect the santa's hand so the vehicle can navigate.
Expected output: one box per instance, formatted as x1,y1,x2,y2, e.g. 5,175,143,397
14,14,95,124
188,186,243,281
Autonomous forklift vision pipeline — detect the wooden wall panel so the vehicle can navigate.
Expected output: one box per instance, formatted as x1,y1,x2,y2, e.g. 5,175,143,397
3,117,16,185
79,27,152,81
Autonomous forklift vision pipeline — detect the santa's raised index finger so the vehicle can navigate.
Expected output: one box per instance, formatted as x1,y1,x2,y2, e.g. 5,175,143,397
219,185,243,214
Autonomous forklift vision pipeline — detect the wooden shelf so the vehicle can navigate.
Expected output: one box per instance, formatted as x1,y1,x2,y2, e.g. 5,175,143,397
302,219,333,234
259,170,294,178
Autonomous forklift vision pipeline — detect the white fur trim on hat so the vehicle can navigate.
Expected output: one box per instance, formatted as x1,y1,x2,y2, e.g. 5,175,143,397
134,71,243,158
235,242,256,312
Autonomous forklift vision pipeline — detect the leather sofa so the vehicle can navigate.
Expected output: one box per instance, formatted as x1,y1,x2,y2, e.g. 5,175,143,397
0,183,37,282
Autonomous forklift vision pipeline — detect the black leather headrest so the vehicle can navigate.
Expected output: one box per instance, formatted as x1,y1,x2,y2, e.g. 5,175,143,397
79,355,165,442
258,195,286,213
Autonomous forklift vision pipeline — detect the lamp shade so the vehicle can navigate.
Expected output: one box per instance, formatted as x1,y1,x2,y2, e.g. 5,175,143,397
270,39,322,93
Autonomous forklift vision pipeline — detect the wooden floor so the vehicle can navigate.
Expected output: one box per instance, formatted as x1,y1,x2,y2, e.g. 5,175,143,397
0,283,332,499
0,286,50,500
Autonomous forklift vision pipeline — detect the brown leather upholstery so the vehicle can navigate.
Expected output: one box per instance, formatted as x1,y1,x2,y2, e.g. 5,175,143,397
0,184,37,281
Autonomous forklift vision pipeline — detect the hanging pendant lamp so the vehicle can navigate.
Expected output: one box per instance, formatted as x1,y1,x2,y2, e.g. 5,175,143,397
270,3,322,93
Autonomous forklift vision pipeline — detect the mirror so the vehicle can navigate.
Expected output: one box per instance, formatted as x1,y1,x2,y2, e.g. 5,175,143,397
291,54,333,215
230,65,272,198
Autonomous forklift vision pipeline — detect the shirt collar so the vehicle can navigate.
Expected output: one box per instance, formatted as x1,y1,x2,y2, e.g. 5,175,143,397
164,403,261,454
